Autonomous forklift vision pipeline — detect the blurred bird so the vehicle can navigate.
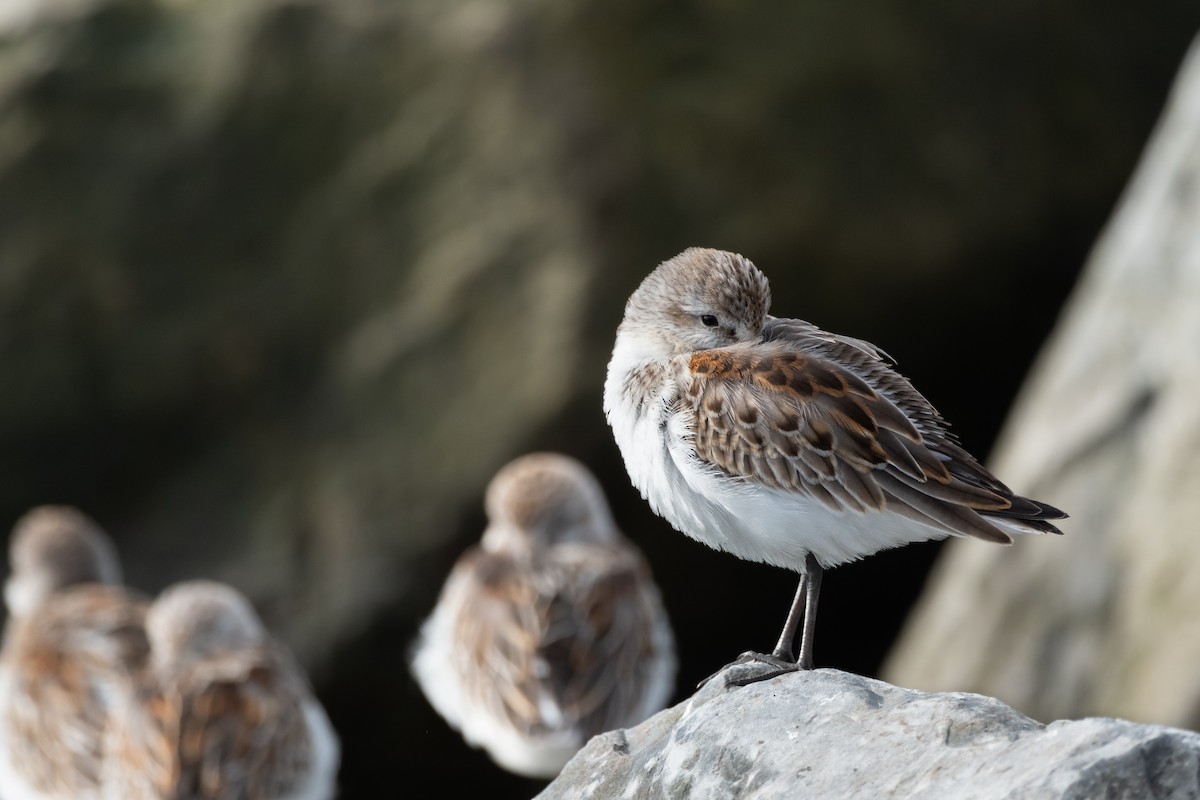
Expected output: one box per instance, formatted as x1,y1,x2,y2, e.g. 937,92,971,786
410,452,676,779
603,248,1066,684
102,580,340,800
0,505,150,800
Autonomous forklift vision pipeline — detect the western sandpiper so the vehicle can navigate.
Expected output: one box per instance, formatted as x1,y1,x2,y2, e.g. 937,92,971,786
604,248,1065,684
103,580,340,800
410,452,676,778
0,506,149,800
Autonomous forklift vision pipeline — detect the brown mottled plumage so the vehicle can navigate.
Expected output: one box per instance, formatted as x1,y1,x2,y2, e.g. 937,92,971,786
456,540,660,739
683,325,1058,540
604,248,1066,682
104,581,340,800
411,453,676,778
0,506,148,800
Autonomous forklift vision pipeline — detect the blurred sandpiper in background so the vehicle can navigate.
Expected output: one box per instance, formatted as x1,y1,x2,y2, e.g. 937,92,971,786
1,0,1199,796
0,507,340,799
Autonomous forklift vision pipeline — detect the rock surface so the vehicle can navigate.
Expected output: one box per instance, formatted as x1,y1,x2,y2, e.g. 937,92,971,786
539,667,1200,800
884,34,1200,730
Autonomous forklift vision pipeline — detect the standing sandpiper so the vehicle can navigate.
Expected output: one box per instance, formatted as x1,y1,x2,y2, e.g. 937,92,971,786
411,452,676,777
104,580,341,800
604,248,1065,684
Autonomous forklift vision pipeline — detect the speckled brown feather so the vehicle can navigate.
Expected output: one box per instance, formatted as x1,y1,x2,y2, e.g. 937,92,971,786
172,648,314,800
452,542,667,741
2,585,150,797
681,319,1064,542
106,646,317,800
102,686,176,800
99,580,338,800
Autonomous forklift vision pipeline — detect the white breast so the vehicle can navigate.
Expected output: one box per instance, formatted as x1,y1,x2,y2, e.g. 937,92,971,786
604,344,948,573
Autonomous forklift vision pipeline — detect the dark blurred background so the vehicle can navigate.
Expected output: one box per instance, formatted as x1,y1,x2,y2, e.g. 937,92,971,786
1,0,1198,796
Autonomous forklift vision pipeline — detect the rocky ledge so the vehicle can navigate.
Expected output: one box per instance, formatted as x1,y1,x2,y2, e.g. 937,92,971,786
538,665,1200,800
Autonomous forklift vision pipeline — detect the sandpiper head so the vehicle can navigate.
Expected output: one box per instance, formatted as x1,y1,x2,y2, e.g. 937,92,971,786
4,505,123,618
482,452,617,553
620,248,771,357
147,580,266,669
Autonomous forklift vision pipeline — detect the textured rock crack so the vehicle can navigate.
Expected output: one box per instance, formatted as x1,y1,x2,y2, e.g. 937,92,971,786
539,667,1200,800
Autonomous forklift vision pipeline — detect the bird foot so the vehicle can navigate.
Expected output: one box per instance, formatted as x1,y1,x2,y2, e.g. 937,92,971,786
697,651,801,689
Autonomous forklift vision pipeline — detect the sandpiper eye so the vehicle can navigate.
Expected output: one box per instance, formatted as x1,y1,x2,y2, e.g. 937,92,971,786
700,314,719,327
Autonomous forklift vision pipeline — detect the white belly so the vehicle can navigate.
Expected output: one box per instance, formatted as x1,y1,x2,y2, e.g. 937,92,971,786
604,358,948,573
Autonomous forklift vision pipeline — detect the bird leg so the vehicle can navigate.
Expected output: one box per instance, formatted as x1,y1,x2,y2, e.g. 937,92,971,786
795,553,823,671
769,570,809,661
704,554,824,688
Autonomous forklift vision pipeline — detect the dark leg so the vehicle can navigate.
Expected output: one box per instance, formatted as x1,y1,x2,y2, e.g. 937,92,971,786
796,553,823,670
702,557,823,688
769,573,808,661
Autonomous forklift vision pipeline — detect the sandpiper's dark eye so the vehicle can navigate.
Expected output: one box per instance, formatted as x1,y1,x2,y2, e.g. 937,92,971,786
700,314,719,327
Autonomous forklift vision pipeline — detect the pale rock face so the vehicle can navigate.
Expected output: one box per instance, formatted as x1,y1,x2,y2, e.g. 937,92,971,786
538,667,1200,800
884,35,1200,729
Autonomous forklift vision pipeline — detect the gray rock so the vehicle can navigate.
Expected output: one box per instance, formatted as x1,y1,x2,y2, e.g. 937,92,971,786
539,667,1200,800
884,34,1200,729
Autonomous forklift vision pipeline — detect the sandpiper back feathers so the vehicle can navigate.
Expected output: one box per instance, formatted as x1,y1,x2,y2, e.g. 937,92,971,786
603,248,1065,681
103,580,341,800
0,506,149,800
410,452,676,778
